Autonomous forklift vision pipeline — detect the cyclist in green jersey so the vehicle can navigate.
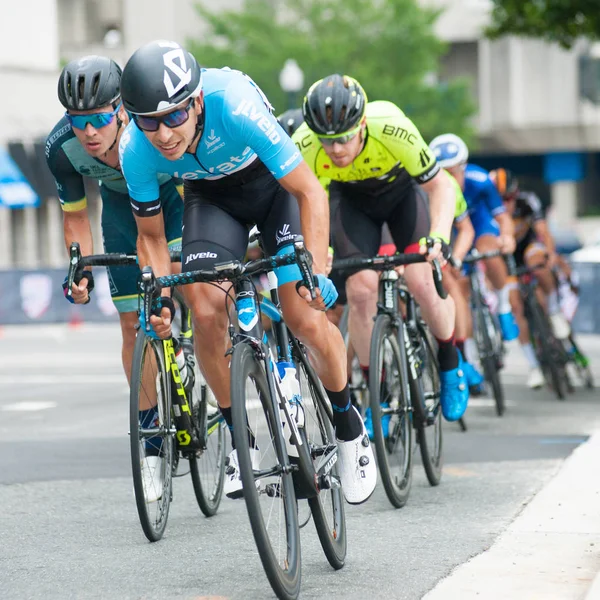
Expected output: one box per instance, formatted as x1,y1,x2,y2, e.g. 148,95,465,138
46,56,184,501
293,74,469,421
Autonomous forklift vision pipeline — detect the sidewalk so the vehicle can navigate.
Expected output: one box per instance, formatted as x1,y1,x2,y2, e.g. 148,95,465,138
424,432,600,600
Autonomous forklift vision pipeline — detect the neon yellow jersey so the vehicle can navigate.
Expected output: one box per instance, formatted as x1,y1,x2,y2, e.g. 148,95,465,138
446,171,468,222
293,100,440,191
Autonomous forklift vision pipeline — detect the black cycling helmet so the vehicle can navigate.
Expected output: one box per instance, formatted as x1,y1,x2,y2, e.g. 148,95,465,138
302,74,367,135
277,108,304,137
58,56,122,111
491,168,519,199
121,40,203,115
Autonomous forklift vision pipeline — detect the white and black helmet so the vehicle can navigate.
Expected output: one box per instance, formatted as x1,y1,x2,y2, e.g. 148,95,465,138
121,40,203,115
429,133,469,168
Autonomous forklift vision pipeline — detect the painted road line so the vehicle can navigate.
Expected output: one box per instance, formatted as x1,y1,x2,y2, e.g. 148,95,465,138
2,401,57,412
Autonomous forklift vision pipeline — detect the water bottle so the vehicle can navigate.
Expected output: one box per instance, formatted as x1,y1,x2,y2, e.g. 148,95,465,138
173,338,191,390
276,361,304,457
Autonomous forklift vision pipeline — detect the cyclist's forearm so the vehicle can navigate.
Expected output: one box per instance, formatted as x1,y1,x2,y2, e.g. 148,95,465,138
495,212,514,238
453,220,475,262
63,209,93,257
423,174,455,241
535,221,555,254
297,188,329,275
135,213,172,296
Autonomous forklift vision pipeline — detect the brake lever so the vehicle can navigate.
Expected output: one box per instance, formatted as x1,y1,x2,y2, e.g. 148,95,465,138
294,236,316,300
140,266,157,333
66,242,82,299
431,259,448,299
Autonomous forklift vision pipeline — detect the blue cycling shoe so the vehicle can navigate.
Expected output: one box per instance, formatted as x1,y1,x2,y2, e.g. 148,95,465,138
462,361,484,387
363,404,390,440
498,312,519,341
440,351,469,422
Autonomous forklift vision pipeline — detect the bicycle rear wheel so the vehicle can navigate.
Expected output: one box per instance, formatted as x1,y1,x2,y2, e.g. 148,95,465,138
230,342,301,600
293,343,346,570
476,304,505,416
414,324,443,486
369,314,413,508
529,302,568,400
189,364,226,517
129,332,175,542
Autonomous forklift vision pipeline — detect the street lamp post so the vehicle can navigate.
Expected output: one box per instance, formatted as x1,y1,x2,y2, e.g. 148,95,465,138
279,59,305,110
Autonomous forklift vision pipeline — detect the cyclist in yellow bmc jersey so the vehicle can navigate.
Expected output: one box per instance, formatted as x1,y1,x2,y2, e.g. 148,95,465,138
293,74,469,422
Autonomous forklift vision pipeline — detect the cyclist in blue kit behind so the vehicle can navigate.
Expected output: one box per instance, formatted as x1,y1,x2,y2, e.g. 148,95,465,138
118,40,377,504
429,134,519,345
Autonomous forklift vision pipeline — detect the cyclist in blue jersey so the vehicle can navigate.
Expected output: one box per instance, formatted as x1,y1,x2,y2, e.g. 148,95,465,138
118,40,377,504
429,134,519,358
46,56,185,502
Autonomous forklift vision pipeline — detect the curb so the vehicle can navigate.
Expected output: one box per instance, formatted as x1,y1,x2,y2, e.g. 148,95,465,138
425,432,600,600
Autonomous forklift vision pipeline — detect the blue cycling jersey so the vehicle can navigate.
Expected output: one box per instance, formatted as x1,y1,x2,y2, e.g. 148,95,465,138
463,164,505,218
119,67,302,212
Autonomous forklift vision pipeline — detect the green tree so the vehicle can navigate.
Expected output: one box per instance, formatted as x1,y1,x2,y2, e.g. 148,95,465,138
189,0,476,143
486,0,600,49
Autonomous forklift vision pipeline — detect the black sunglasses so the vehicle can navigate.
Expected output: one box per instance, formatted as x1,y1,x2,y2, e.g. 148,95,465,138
133,98,196,132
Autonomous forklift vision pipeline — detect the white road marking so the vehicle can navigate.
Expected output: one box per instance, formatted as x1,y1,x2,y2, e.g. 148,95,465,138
2,401,57,412
0,375,125,385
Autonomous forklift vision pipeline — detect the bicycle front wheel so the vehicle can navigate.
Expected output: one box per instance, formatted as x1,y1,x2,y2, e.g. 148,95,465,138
189,365,226,517
369,314,413,508
414,324,443,486
230,342,301,600
294,343,346,570
129,332,175,542
476,304,505,416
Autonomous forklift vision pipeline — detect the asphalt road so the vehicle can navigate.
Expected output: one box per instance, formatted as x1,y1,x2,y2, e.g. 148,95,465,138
1,324,599,600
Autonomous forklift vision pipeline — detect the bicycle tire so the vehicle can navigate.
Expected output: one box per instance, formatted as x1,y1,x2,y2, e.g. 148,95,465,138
369,314,413,508
528,301,568,400
477,305,505,416
129,332,174,542
189,369,226,517
414,324,443,486
568,335,594,389
230,342,301,600
293,343,347,570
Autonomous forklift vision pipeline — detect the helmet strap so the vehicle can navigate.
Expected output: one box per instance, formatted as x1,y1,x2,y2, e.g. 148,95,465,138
185,103,206,154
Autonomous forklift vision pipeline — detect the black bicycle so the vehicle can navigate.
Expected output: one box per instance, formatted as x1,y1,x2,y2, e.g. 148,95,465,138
139,237,345,600
459,250,506,416
332,253,446,508
66,242,227,542
514,261,571,400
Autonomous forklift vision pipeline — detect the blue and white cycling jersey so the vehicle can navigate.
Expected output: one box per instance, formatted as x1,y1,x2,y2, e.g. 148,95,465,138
463,163,506,239
119,68,303,214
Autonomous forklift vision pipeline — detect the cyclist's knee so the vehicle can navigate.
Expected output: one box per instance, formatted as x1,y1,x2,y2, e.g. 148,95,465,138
346,271,378,310
286,306,323,343
191,296,228,335
119,311,138,343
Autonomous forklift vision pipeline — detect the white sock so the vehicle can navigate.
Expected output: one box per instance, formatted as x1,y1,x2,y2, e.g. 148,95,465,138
521,343,539,368
496,286,511,315
464,337,479,365
547,290,560,314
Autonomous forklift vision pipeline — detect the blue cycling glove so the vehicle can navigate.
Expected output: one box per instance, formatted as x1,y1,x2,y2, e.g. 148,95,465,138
138,296,176,339
314,274,338,309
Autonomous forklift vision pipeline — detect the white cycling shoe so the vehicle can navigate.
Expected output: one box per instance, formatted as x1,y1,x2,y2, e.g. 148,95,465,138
336,406,377,505
527,367,545,390
224,448,260,499
141,455,164,503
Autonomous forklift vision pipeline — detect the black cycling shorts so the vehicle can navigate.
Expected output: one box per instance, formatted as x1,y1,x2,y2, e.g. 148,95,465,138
330,179,430,261
181,160,301,274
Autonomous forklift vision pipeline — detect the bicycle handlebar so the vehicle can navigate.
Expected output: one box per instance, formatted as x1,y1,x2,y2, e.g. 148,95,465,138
65,241,181,299
139,236,315,332
331,253,447,299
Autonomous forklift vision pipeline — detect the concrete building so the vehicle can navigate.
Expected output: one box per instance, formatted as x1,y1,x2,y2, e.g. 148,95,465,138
1,0,598,268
